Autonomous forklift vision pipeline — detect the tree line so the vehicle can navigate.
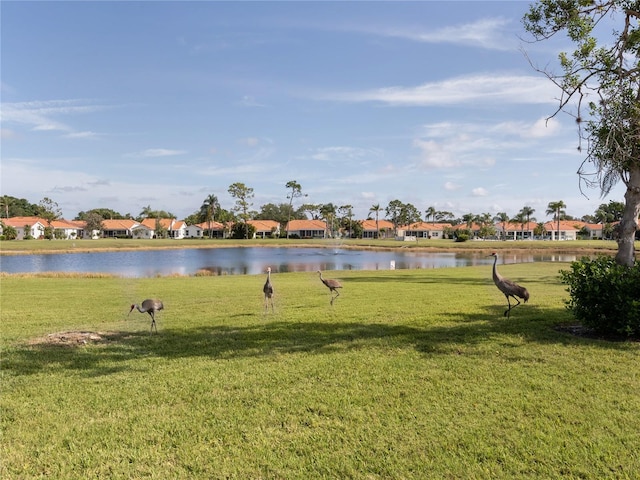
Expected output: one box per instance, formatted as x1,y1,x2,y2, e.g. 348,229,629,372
0,189,627,240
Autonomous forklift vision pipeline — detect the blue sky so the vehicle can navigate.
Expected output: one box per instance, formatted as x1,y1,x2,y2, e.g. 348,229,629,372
1,1,626,221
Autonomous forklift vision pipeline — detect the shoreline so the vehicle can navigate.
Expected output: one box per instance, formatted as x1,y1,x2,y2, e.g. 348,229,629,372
0,240,623,257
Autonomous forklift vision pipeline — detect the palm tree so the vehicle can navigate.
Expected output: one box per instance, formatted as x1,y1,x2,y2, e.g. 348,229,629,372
512,211,527,240
200,194,220,238
546,200,567,241
285,180,305,239
493,212,509,240
518,206,536,240
369,203,382,239
320,203,337,238
425,206,437,224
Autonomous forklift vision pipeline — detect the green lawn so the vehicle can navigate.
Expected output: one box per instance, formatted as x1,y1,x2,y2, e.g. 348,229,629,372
2,264,639,479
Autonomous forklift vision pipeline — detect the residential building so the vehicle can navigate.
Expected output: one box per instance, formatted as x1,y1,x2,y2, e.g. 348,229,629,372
399,222,454,240
543,220,583,241
494,221,538,240
101,219,139,238
132,219,187,239
285,219,327,239
248,220,281,239
360,219,395,239
0,217,47,240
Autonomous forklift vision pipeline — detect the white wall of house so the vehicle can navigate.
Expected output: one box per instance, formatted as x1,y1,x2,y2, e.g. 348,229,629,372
132,226,154,239
169,225,186,239
3,222,46,240
185,225,203,238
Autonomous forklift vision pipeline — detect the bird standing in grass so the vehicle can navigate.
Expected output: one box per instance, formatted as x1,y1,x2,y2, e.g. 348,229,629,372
317,270,342,305
129,299,164,334
488,252,529,318
263,267,274,312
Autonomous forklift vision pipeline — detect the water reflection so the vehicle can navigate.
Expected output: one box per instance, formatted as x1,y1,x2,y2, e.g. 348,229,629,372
0,247,584,278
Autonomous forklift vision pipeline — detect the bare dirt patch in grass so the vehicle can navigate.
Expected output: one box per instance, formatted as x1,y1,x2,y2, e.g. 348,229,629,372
27,330,129,347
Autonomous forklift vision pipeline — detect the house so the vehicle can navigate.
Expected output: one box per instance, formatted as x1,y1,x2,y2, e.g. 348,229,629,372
399,222,453,240
185,224,204,238
285,219,327,239
582,223,606,240
101,219,139,238
494,221,538,240
248,220,280,239
0,216,87,240
194,221,227,238
0,216,47,240
360,219,395,239
49,218,85,239
132,218,187,239
543,220,583,240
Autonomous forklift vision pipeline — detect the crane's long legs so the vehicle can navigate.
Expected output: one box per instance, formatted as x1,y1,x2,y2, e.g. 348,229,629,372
264,296,274,313
330,290,340,305
149,312,157,334
504,296,522,318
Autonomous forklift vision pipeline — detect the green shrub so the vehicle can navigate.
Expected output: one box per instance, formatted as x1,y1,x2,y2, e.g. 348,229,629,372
560,256,640,337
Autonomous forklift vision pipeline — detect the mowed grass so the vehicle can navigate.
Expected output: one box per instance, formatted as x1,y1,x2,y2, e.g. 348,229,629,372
1,264,639,479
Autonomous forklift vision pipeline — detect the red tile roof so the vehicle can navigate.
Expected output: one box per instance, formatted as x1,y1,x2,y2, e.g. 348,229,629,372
248,220,280,231
360,219,395,231
286,219,327,230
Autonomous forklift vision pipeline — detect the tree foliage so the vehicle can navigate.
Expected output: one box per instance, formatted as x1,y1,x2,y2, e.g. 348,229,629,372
37,197,62,227
523,0,640,265
137,205,174,221
83,212,105,234
75,208,126,221
0,196,39,217
228,182,254,239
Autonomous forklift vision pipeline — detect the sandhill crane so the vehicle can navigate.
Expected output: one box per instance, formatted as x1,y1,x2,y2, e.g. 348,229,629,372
263,267,274,312
317,270,342,305
488,252,529,318
129,299,164,334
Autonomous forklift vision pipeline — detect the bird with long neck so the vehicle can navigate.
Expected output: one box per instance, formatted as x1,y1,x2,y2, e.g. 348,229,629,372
263,267,274,312
488,252,529,317
129,298,164,334
317,270,342,305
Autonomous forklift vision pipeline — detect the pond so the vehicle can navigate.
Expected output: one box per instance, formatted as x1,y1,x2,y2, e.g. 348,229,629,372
0,247,582,278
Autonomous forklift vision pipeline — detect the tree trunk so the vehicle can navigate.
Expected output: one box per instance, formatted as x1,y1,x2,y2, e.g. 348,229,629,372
615,164,640,267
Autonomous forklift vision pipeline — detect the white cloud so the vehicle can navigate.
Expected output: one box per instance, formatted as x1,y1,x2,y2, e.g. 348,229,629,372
491,117,562,139
63,131,99,139
1,99,105,130
383,17,516,51
239,95,266,108
131,148,187,158
413,139,460,168
323,74,559,107
444,181,461,191
472,187,489,197
309,146,382,162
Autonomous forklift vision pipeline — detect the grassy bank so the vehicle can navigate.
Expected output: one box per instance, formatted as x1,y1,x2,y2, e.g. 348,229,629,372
0,237,626,255
1,264,638,478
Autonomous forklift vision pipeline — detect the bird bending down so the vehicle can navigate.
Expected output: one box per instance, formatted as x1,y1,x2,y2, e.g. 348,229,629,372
263,267,274,312
129,298,164,334
488,253,529,318
317,270,343,305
